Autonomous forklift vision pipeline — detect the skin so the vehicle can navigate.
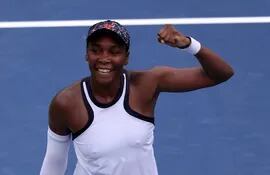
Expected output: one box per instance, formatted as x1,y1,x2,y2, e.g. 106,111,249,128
49,24,234,135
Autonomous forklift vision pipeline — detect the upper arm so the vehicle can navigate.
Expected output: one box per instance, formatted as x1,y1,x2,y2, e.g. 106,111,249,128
41,95,71,175
49,94,71,136
151,66,218,92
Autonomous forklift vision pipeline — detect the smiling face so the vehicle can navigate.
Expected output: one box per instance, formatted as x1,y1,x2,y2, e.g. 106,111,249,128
86,30,129,85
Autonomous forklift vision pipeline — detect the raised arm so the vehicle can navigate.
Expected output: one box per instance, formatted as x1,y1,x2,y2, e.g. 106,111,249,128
153,24,234,92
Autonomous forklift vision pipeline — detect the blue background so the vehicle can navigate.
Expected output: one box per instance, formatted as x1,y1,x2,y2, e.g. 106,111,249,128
0,0,270,174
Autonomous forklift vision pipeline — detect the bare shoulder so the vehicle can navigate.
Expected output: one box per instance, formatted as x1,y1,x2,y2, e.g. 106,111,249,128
52,80,81,107
49,80,81,135
128,68,158,87
127,68,161,100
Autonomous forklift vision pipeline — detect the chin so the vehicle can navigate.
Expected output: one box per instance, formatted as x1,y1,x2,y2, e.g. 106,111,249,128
92,72,115,85
96,77,114,85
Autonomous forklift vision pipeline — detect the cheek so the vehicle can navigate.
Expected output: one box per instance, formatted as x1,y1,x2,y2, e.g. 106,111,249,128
114,55,128,65
86,54,96,64
112,60,125,69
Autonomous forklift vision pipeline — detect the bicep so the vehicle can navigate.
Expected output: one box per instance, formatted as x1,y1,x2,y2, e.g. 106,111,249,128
48,96,71,135
152,66,217,92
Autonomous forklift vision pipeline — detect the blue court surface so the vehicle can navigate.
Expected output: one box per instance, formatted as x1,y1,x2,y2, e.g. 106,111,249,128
1,0,270,175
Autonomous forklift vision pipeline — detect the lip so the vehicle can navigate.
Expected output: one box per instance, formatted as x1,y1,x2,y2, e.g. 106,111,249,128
97,68,111,73
95,67,114,75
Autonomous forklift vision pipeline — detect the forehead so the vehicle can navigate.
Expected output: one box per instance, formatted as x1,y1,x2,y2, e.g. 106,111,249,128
90,35,119,46
87,30,125,47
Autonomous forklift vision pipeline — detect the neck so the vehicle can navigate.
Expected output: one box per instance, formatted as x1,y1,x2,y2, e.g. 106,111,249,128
90,73,123,103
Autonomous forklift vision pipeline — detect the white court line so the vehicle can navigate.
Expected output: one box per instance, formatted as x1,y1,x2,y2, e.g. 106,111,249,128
0,16,270,28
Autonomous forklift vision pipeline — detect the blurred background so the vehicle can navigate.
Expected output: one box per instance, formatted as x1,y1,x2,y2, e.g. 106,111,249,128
0,0,270,174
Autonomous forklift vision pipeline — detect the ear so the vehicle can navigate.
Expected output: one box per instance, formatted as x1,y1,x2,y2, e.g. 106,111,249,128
85,49,91,62
124,51,129,65
85,45,90,61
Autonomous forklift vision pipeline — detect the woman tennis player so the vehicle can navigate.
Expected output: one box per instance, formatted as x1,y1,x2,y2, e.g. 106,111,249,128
40,20,234,175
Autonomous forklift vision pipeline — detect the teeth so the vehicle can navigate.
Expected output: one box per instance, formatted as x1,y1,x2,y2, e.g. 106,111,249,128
98,69,110,73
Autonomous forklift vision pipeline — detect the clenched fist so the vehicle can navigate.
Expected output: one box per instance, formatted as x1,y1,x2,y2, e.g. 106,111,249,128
157,24,191,48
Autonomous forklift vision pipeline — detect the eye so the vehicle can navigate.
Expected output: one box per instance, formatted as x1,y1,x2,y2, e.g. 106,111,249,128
110,47,123,55
89,46,101,54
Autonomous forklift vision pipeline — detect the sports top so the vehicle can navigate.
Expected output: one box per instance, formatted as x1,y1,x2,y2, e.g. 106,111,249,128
72,71,158,175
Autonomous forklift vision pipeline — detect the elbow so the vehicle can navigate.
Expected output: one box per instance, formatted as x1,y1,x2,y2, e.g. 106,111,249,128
228,68,235,79
225,66,235,81
215,67,234,83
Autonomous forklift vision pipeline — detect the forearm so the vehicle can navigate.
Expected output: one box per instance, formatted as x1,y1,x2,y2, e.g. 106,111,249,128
40,128,71,175
157,25,234,83
195,46,234,83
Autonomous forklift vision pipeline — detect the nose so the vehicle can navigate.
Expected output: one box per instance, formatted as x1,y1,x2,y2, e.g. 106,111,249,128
97,51,111,63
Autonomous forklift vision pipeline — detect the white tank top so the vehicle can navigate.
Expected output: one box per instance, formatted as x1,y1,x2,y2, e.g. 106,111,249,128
72,71,158,175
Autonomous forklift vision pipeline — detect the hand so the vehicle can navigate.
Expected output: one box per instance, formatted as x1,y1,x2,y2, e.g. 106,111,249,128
157,24,190,48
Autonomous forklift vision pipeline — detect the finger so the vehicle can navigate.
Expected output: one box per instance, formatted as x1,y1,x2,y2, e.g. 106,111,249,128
158,24,172,37
158,30,166,39
157,35,165,44
160,39,165,44
164,34,173,43
157,33,164,40
164,24,173,28
158,25,168,35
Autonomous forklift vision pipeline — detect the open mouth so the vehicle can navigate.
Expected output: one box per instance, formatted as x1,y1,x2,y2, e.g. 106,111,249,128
97,68,112,74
